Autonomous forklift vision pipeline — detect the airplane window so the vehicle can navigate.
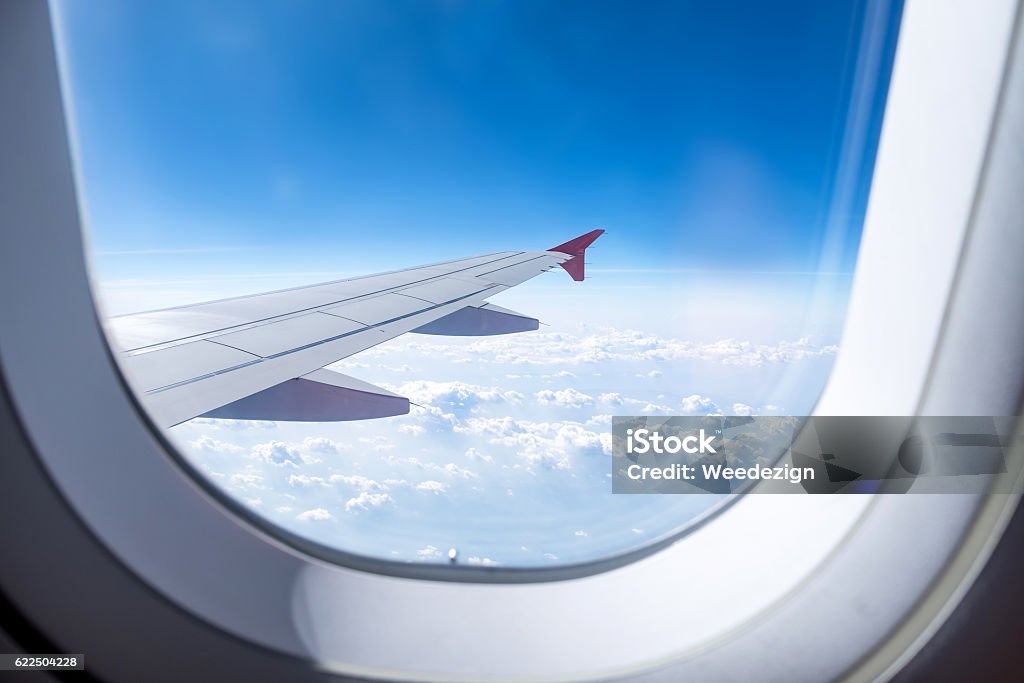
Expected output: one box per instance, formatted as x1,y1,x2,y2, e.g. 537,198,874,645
57,1,902,570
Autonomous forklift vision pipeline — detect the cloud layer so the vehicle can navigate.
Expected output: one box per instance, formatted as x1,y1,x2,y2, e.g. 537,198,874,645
169,325,837,566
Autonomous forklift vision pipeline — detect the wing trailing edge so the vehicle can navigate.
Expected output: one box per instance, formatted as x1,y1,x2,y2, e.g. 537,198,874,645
201,368,408,422
549,229,605,281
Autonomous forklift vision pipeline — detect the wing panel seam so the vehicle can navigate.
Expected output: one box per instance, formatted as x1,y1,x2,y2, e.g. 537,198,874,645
143,287,494,395
474,254,548,277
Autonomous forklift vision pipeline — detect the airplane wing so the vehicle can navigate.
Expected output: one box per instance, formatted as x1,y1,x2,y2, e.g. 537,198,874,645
108,230,604,428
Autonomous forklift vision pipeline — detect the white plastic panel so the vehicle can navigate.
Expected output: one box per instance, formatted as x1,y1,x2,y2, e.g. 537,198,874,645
121,340,259,393
210,312,363,358
324,292,430,326
815,0,1018,416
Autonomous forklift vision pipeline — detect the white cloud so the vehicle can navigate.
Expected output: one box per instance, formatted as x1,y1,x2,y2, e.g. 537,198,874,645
170,319,834,567
300,436,343,454
441,463,476,479
190,435,245,455
396,380,524,414
458,417,611,470
287,474,326,487
192,418,278,430
297,507,333,521
415,480,448,494
399,424,426,436
386,456,477,481
251,440,315,467
230,471,265,489
732,403,755,416
465,447,493,463
377,329,837,368
598,392,625,406
381,363,413,373
535,388,594,408
680,394,720,415
330,474,388,492
467,556,499,566
344,491,392,512
597,392,672,414
639,402,675,414
357,435,394,451
417,544,442,559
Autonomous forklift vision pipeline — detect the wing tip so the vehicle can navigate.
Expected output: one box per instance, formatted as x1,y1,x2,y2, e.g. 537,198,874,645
549,229,605,256
549,229,605,282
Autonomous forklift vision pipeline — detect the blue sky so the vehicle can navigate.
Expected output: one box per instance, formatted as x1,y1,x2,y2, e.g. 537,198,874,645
60,0,894,275
56,1,901,566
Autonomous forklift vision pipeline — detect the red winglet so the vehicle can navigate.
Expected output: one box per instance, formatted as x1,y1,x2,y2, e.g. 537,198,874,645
548,229,605,281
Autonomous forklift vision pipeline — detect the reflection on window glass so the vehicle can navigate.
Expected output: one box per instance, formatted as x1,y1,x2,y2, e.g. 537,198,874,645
59,0,902,568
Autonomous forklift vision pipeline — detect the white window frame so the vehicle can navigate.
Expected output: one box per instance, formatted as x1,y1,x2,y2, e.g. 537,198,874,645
0,0,1021,680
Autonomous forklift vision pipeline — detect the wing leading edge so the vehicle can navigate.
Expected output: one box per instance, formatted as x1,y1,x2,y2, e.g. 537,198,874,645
112,230,604,428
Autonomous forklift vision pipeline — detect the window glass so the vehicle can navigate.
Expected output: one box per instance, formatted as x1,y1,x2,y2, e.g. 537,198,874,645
59,0,902,568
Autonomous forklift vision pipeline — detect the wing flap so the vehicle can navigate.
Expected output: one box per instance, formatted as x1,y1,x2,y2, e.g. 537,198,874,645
412,303,539,336
202,369,409,422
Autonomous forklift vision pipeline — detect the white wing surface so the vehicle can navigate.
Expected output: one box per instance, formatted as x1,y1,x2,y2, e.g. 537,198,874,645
108,231,604,427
